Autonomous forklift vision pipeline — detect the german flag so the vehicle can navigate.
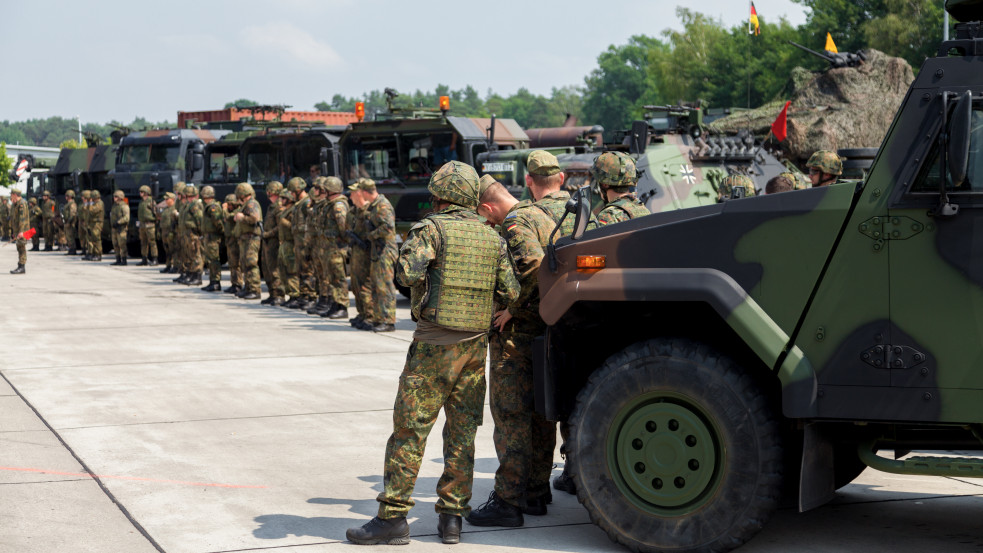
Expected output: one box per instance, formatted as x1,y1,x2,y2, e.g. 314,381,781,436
749,2,761,36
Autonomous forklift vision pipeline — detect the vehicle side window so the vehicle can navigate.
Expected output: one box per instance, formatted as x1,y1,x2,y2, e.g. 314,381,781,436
911,107,983,193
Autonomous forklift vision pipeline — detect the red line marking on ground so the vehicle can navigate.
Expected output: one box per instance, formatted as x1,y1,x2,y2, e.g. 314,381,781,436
0,466,266,489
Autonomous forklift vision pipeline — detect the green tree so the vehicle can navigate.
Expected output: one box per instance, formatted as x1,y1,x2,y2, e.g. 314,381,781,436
224,99,259,109
59,138,87,149
792,0,887,54
0,143,12,188
864,0,947,70
582,35,665,133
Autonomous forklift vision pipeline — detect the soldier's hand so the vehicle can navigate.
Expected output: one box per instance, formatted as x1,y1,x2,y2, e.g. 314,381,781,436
493,309,513,332
234,212,244,222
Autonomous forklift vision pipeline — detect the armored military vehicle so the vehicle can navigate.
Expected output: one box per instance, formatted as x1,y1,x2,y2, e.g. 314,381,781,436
240,126,346,205
114,128,230,198
534,2,983,552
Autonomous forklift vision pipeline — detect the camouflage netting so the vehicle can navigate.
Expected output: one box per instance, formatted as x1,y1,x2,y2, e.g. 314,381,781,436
710,49,914,161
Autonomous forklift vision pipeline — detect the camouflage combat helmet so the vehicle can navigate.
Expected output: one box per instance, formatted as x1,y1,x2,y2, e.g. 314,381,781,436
312,176,327,190
81,190,90,199
779,171,809,190
28,197,37,205
718,174,755,199
224,193,238,205
184,184,198,196
139,185,152,195
592,151,638,188
235,182,255,198
113,190,125,200
428,160,479,209
286,177,306,193
174,182,187,196
805,150,843,176
266,181,283,197
42,190,50,196
200,185,216,199
324,176,343,194
65,190,75,199
10,188,22,196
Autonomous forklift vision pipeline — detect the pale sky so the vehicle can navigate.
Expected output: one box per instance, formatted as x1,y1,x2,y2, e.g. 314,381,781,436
2,0,808,125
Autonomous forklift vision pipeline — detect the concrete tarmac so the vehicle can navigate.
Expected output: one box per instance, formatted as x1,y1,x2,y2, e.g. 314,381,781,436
2,246,983,553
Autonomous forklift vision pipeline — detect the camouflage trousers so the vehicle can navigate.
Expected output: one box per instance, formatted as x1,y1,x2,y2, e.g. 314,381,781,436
369,245,397,324
203,234,223,284
226,236,242,287
239,235,262,294
31,228,40,249
139,223,158,258
111,228,127,258
65,225,76,251
350,247,371,317
311,242,326,296
324,246,348,306
295,241,316,298
183,234,203,272
43,220,55,247
163,235,175,265
15,238,26,265
278,241,299,298
378,336,488,519
490,330,557,506
88,224,103,256
262,239,282,298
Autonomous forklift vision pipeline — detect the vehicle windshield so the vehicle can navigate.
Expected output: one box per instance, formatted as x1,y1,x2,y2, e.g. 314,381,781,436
342,132,457,185
117,143,181,171
245,146,284,184
204,147,240,183
244,138,335,184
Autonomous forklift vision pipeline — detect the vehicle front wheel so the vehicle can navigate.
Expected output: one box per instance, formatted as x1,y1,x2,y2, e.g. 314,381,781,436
568,338,783,553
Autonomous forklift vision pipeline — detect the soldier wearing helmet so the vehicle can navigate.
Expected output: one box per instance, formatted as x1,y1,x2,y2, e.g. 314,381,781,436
318,176,350,318
351,177,397,331
109,190,130,265
347,161,519,546
87,191,105,261
233,182,263,300
805,150,843,187
7,188,28,273
175,184,203,285
277,188,300,305
28,196,42,251
260,181,285,306
717,174,756,202
284,177,315,309
136,184,158,265
593,152,650,225
159,191,179,274
78,191,91,258
41,190,57,251
62,190,79,255
222,193,244,295
200,186,226,292
305,177,332,315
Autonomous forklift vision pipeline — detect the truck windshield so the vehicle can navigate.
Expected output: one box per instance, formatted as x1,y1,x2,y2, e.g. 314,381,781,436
204,148,240,183
245,147,284,184
344,132,455,185
118,143,181,170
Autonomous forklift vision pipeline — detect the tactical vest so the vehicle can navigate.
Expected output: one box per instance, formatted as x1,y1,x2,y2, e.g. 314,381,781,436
534,192,575,238
323,197,348,239
415,210,500,332
237,199,262,236
604,196,649,221
138,198,156,223
278,204,295,243
202,202,223,235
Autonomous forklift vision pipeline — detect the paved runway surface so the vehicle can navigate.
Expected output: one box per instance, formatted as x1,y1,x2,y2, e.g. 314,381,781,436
2,246,983,553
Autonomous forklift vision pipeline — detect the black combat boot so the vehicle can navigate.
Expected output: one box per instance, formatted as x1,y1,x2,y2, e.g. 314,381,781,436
305,296,324,314
202,282,221,292
174,273,188,283
185,272,202,286
168,265,180,273
30,244,39,251
66,249,75,255
437,513,462,545
137,257,148,266
466,491,523,527
43,244,52,251
224,284,241,295
236,287,248,298
553,466,577,495
350,314,365,327
111,255,121,266
241,290,260,300
121,256,128,266
94,254,102,262
149,256,158,266
296,296,314,310
284,296,302,308
322,303,349,319
261,295,274,305
346,516,410,546
268,296,286,307
372,323,395,332
9,264,25,275
160,264,171,274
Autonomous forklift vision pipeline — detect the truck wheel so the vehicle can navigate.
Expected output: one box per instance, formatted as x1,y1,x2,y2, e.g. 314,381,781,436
568,338,783,553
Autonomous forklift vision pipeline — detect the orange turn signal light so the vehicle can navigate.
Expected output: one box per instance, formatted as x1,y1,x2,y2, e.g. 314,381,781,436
577,255,606,269
355,101,365,121
439,95,450,111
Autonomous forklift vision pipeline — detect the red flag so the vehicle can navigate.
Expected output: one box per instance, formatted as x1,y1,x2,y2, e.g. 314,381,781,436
23,228,37,240
770,101,791,142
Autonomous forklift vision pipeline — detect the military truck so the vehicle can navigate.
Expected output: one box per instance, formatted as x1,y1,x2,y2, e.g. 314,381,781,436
114,128,230,198
240,126,347,208
534,2,983,552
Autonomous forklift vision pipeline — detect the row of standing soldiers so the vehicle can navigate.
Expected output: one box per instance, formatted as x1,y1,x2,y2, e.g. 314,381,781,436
156,177,397,332
0,189,113,262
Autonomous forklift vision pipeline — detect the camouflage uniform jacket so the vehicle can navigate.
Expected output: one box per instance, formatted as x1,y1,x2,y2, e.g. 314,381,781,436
278,204,295,242
182,199,204,237
323,196,349,248
109,201,130,229
262,201,280,241
291,196,310,245
90,199,105,226
0,201,8,230
202,201,224,236
10,198,29,234
41,197,56,222
397,205,519,330
161,206,178,242
306,197,326,249
223,204,241,240
63,201,78,227
597,195,650,226
500,200,558,329
364,194,397,261
138,197,156,223
533,190,575,236
348,205,366,249
29,203,42,229
236,198,262,236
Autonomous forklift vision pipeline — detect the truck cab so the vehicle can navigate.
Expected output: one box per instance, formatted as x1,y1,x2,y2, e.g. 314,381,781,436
240,127,345,209
535,4,983,553
115,129,229,199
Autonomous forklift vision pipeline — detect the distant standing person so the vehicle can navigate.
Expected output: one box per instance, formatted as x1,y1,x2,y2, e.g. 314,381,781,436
360,178,398,332
88,191,105,262
63,190,78,255
137,185,159,265
28,197,42,251
41,190,57,251
261,181,285,306
8,188,29,274
109,190,130,265
0,196,9,241
233,183,263,300
200,186,225,292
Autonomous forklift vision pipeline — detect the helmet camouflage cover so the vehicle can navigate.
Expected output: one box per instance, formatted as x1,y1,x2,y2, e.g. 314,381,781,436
113,190,125,200
428,161,479,209
184,184,198,196
29,197,37,205
286,177,306,193
592,151,638,188
139,185,152,195
324,176,343,194
65,190,75,198
718,174,755,199
266,181,283,196
235,182,255,198
200,185,215,199
174,182,187,195
224,193,238,204
806,150,843,176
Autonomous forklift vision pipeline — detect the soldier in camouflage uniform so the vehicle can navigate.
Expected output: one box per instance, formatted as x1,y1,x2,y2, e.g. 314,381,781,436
178,184,204,285
286,177,315,309
305,177,331,315
0,196,9,241
109,190,130,265
136,185,159,265
779,170,810,190
593,152,651,226
172,186,189,280
62,190,78,255
79,191,91,258
319,176,350,319
28,197,42,251
346,161,519,546
277,192,300,304
8,189,29,274
200,186,225,292
806,150,843,187
222,193,243,295
347,180,374,329
233,183,263,300
717,174,756,202
525,151,575,237
359,179,398,332
159,191,179,274
261,181,285,306
88,192,105,261
41,190,57,251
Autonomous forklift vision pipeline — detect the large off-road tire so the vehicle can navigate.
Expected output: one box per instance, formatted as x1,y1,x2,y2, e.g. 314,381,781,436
568,338,783,553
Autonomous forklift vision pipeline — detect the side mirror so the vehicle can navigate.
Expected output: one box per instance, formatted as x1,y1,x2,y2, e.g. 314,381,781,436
192,152,204,172
948,90,972,189
629,121,649,155
571,185,592,240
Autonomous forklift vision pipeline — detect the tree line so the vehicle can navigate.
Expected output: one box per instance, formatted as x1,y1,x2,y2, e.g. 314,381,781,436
1,0,949,148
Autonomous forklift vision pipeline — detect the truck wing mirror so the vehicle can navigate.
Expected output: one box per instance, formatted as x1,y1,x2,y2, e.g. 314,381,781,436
571,185,592,240
948,90,973,190
192,152,204,172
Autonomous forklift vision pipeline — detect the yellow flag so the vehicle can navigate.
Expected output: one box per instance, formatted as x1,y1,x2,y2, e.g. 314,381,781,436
825,32,838,53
